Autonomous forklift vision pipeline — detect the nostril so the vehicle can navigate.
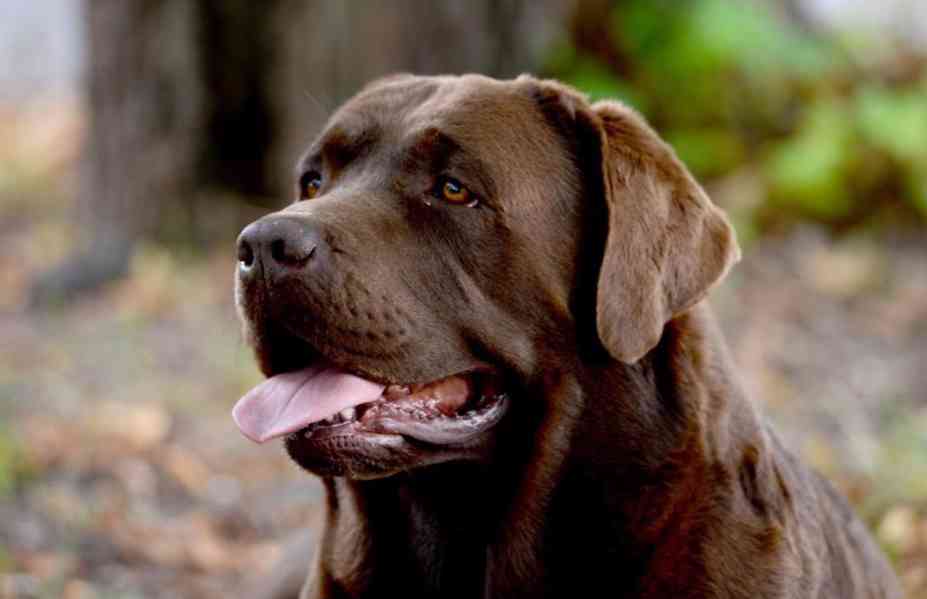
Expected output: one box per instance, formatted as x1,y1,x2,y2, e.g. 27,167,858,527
270,238,287,264
238,239,255,267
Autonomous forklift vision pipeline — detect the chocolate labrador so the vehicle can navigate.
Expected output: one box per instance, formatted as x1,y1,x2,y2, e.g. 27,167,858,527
232,74,901,598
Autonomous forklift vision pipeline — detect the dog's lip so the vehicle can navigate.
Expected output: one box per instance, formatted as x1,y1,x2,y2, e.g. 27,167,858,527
359,392,510,445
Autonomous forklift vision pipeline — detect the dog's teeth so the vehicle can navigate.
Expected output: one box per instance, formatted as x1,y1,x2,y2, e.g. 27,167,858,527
340,408,356,421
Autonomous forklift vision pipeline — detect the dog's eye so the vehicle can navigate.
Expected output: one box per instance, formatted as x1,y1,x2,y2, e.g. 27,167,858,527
434,177,476,206
299,171,323,200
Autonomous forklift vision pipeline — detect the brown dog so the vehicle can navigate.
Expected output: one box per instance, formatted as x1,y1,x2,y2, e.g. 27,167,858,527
233,74,901,599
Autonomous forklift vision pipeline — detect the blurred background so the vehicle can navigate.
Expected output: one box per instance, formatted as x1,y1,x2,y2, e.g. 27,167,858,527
1,1,925,597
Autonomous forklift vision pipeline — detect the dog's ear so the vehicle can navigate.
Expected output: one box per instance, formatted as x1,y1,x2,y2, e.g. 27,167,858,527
587,100,740,363
523,77,739,363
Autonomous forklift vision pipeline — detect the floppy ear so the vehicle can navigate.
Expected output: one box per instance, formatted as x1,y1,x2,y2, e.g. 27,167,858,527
588,101,740,363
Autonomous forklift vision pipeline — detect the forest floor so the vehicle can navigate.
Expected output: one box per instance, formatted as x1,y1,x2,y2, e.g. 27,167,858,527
1,103,926,598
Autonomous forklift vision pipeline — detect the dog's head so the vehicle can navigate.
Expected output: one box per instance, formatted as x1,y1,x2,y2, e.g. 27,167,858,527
232,74,739,478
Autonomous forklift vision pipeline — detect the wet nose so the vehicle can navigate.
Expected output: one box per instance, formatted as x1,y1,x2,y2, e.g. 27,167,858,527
237,217,318,278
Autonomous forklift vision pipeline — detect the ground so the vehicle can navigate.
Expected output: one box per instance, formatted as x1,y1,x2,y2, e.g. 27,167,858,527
0,104,925,598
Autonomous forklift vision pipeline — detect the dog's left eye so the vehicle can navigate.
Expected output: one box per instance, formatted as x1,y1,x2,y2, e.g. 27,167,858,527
299,171,323,200
433,176,477,207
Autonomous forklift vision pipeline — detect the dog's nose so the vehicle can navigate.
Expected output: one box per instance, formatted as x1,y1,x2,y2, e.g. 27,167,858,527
237,217,318,278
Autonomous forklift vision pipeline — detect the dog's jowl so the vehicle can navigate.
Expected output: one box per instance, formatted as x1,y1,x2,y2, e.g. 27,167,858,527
233,74,901,599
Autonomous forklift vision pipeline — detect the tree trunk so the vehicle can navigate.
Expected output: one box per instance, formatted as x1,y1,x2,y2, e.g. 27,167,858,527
30,0,205,305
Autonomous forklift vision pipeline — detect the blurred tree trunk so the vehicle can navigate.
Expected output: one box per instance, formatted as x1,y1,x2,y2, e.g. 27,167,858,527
30,0,568,305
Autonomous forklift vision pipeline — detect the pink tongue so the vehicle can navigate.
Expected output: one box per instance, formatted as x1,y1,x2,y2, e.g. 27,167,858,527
232,365,386,443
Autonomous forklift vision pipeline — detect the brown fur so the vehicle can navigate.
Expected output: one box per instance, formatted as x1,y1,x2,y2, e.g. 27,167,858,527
235,74,901,599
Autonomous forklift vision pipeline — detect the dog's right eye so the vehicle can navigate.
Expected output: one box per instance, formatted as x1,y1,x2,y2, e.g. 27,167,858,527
299,171,323,200
433,176,477,207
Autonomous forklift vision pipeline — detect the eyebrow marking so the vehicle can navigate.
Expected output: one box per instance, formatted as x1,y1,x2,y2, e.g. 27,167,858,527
407,127,460,168
321,124,379,166
297,121,381,173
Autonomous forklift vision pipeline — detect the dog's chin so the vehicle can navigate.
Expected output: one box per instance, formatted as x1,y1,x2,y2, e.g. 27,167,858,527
283,428,496,480
246,329,511,480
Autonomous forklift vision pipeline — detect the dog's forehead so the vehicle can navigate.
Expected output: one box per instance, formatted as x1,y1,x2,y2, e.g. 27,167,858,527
329,76,545,153
344,75,511,127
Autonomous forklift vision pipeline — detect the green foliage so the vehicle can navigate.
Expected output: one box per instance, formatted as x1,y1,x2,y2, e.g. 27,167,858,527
0,545,11,573
0,425,32,496
546,0,927,234
666,128,744,178
856,84,927,217
764,98,855,220
857,85,927,162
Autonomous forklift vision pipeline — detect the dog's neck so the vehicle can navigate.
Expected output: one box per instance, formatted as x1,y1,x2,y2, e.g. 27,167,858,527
313,303,762,598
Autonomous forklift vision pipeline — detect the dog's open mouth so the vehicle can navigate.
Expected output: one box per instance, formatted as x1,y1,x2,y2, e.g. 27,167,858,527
232,361,509,446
